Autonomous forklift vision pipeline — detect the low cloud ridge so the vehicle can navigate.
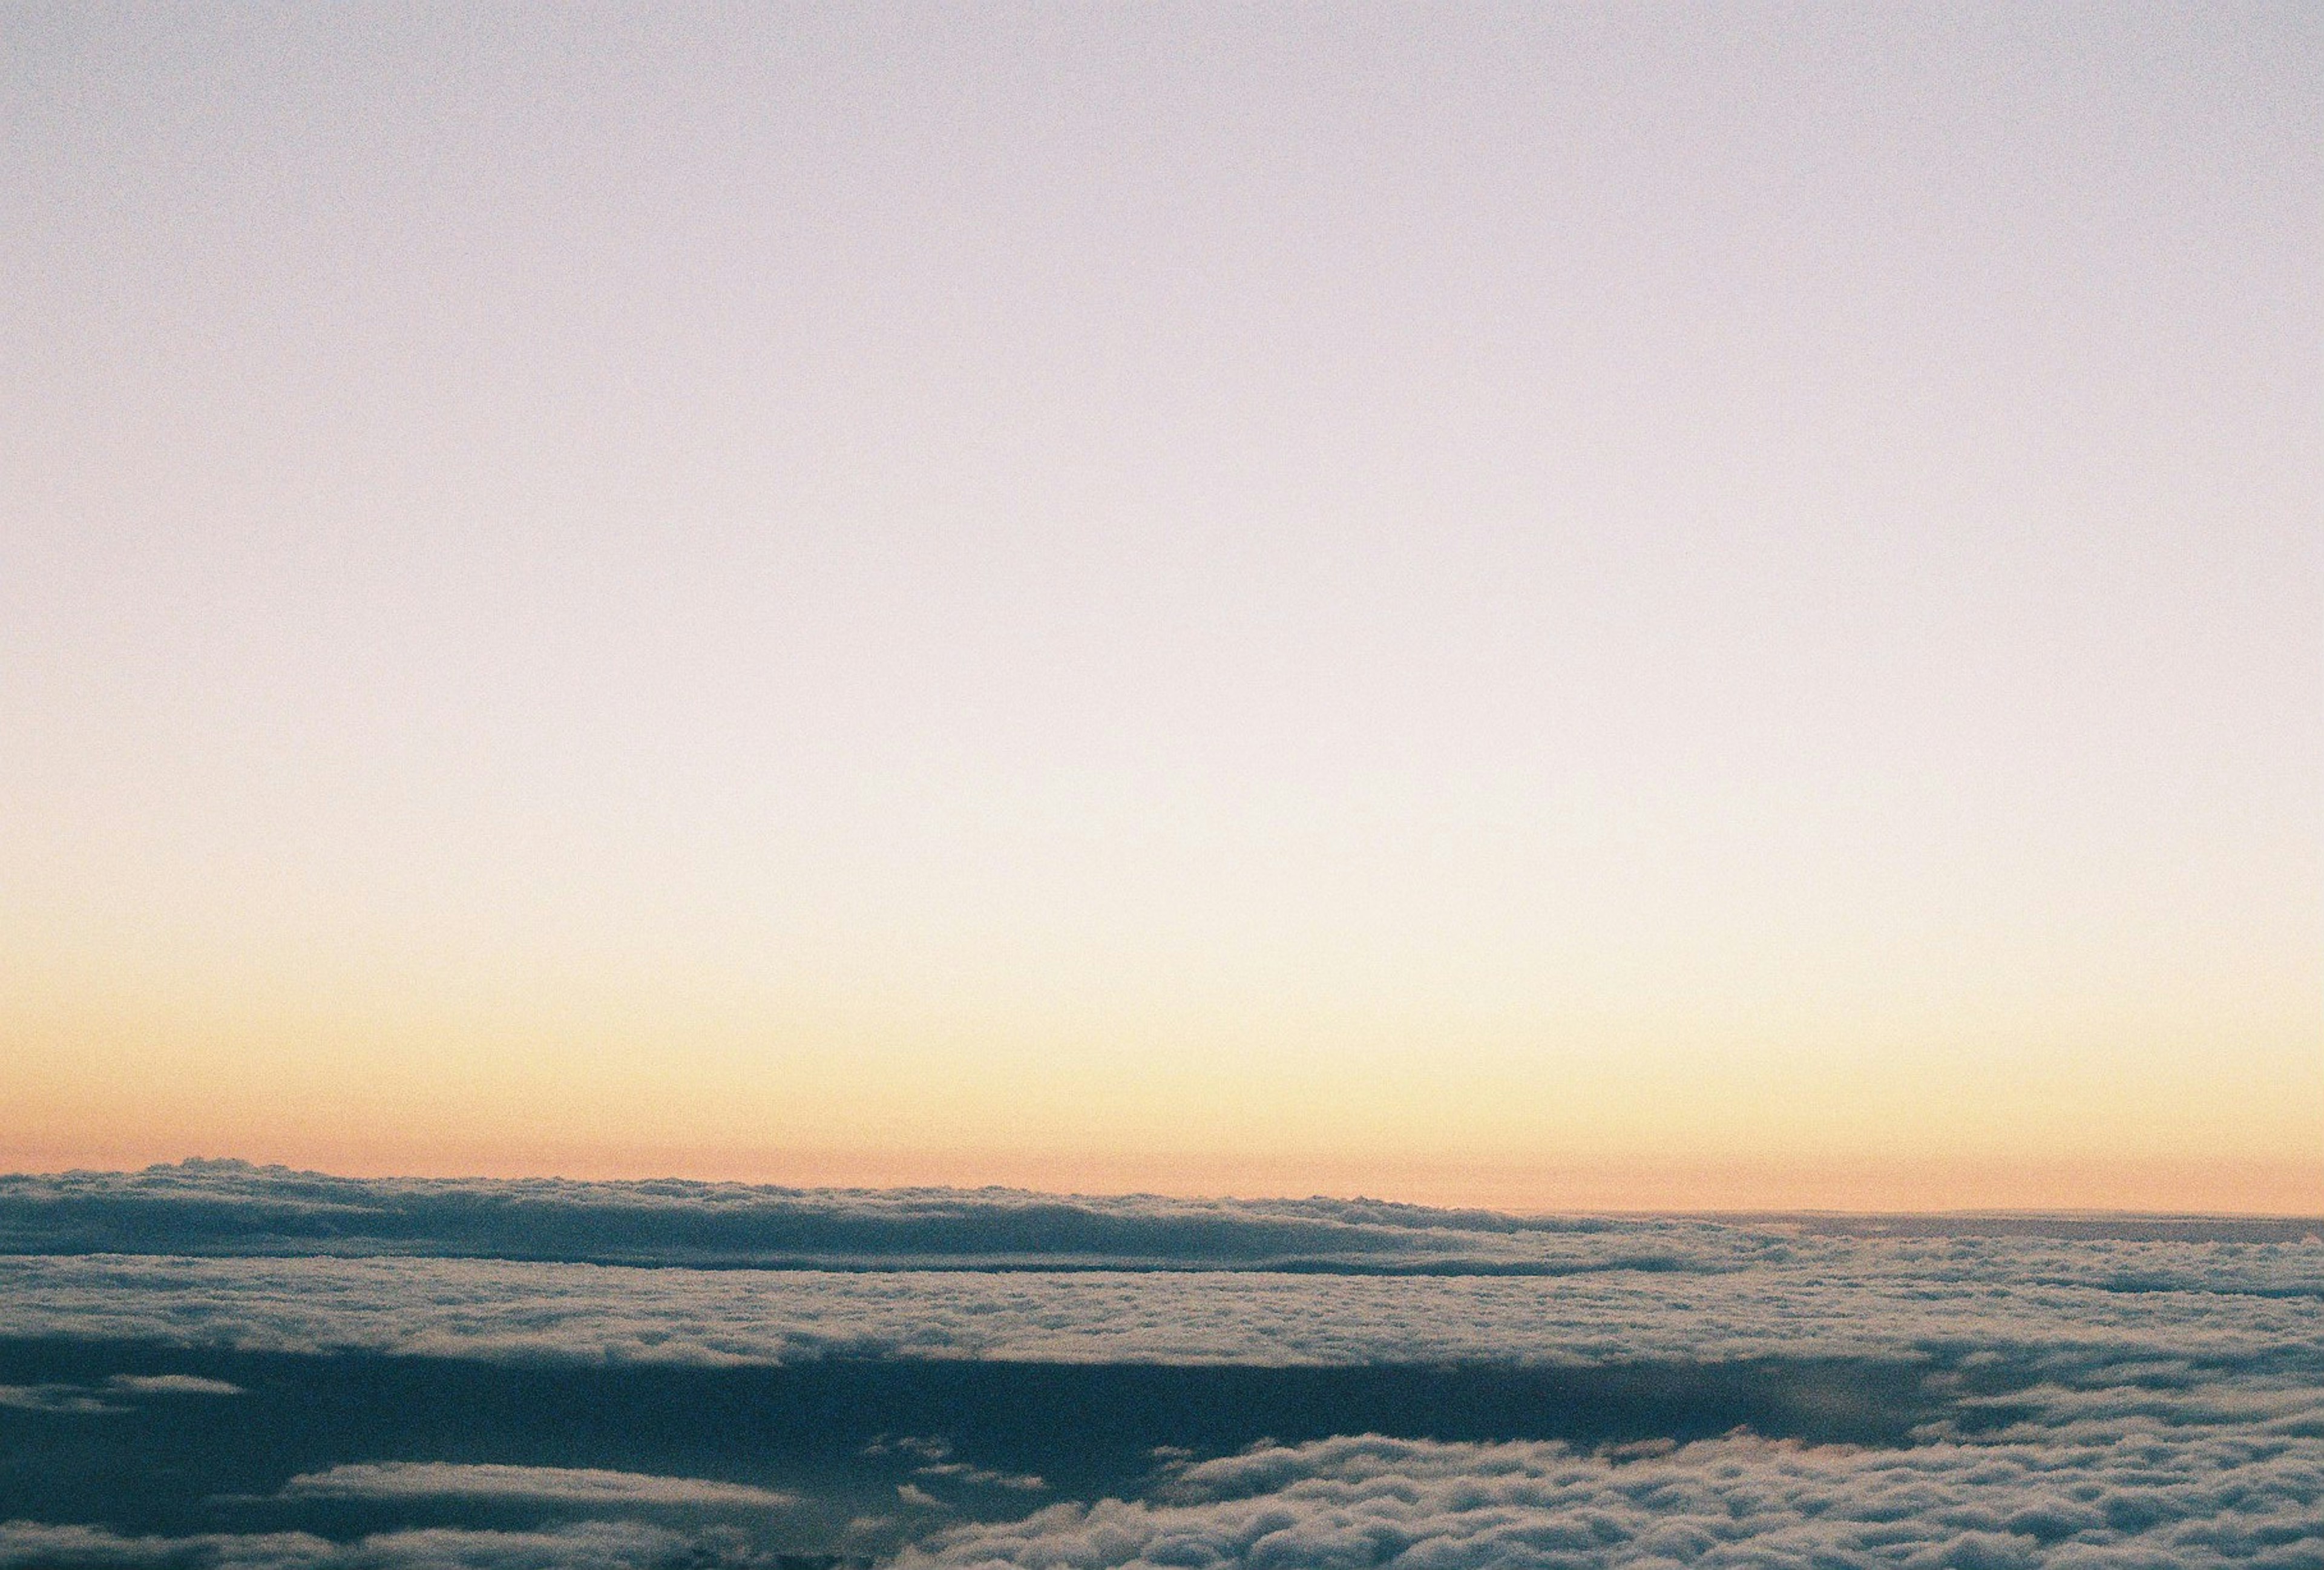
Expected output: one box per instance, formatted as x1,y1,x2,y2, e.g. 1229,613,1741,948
0,1161,1654,1273
8,1161,2311,1276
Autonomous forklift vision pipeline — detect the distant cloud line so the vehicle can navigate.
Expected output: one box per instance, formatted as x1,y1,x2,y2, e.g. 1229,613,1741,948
0,1158,1662,1273
5,1160,2315,1274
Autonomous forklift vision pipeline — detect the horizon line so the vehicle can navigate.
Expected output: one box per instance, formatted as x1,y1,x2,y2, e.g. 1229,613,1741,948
6,1151,2319,1223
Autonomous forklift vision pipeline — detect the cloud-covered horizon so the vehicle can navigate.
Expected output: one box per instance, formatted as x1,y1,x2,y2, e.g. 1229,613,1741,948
3,1160,2313,1275
2,1164,2317,1567
0,1159,1713,1274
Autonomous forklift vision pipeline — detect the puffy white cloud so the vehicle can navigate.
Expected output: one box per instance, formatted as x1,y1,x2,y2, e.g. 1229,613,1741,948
280,1462,793,1510
896,1427,2324,1569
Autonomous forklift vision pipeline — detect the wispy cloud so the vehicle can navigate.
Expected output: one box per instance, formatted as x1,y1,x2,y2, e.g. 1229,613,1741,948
105,1373,242,1396
0,1371,239,1414
280,1462,792,1509
0,1383,119,1414
864,1436,1045,1491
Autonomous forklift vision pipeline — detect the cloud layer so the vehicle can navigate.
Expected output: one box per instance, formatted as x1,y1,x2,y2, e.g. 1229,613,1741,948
2,1228,2316,1373
1,1165,2318,1567
0,1161,1682,1273
5,1161,2313,1273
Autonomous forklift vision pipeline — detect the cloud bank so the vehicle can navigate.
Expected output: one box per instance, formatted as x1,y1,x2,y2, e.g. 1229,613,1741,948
1,1231,2315,1372
0,1161,1669,1273
6,1161,2311,1273
898,1425,2324,1570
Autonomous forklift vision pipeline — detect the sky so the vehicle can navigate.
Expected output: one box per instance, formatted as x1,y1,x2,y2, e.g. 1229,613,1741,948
1,2,2317,1210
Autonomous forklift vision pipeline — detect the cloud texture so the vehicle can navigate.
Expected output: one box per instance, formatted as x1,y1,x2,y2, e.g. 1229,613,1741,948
0,1161,1687,1273
1,1164,2317,1567
5,1161,2311,1273
899,1425,2324,1570
1,1229,2315,1372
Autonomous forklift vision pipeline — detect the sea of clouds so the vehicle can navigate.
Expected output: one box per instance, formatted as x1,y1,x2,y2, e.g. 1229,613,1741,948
1,1163,2317,1568
2,1232,2316,1370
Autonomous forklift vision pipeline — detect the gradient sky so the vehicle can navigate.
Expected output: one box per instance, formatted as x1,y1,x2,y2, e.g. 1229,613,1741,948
2,3,2317,1210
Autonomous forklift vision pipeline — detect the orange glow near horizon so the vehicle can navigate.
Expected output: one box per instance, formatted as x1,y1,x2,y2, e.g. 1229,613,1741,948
4,9,2316,1220
4,928,2317,1215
